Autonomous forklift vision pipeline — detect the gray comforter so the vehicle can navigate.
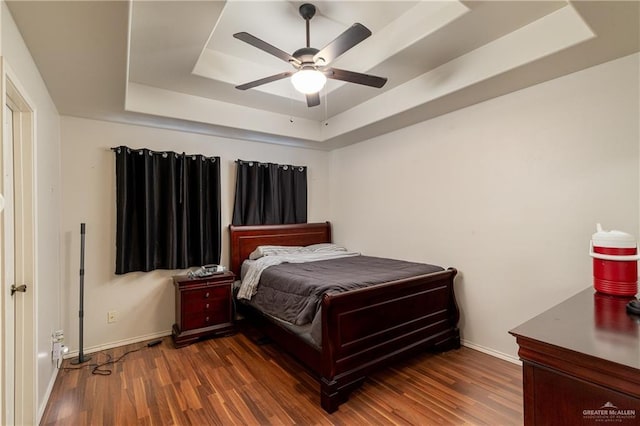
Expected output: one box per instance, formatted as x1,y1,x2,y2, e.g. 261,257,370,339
249,255,444,326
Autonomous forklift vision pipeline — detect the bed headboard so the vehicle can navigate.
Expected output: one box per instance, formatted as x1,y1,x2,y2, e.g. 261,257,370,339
228,222,332,277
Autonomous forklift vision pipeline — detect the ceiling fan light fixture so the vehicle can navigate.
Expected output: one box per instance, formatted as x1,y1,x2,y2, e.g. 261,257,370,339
235,3,386,107
291,68,326,94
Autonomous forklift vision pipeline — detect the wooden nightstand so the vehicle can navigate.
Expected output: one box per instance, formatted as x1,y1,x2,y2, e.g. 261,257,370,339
172,270,235,348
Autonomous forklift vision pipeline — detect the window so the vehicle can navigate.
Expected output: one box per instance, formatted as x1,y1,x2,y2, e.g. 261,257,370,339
232,159,307,225
114,147,221,274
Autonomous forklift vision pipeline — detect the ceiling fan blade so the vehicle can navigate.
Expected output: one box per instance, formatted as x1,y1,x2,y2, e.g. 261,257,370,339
306,92,320,107
313,23,371,65
234,32,301,66
236,71,293,90
326,68,387,88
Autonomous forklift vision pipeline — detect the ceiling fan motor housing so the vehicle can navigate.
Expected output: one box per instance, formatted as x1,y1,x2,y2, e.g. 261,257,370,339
299,3,317,21
292,47,321,67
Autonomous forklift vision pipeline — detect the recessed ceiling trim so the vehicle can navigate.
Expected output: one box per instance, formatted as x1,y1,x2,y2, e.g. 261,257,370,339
193,49,283,91
126,1,594,145
11,0,630,150
193,0,470,104
125,82,323,141
338,0,469,73
321,3,595,141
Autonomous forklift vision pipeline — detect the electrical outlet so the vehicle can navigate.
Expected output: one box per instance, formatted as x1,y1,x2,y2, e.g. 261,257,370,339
107,310,118,323
52,329,65,361
52,342,62,361
52,343,69,362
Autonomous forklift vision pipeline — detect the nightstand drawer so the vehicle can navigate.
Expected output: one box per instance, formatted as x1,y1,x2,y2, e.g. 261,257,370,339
182,285,229,310
182,309,229,330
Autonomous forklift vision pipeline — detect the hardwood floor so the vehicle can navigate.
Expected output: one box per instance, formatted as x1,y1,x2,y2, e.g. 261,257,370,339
41,328,523,425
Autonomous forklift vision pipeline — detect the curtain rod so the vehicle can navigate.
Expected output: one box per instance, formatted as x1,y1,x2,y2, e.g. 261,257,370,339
235,159,306,170
110,146,219,161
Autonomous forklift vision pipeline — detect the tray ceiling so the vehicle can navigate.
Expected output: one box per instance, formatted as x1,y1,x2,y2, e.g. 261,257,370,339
6,1,640,149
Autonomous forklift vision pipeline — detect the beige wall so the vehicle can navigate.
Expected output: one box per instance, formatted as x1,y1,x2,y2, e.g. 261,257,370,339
329,52,640,360
59,117,330,351
2,1,62,419
59,52,640,362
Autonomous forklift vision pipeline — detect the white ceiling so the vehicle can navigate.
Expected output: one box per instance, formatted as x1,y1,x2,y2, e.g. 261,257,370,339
6,1,640,150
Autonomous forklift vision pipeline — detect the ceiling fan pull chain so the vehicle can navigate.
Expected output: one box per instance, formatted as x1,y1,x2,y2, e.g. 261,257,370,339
324,89,328,126
289,88,294,123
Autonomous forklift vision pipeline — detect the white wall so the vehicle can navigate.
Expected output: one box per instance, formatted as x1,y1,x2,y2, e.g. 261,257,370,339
1,1,62,419
60,53,640,362
59,117,330,351
329,53,640,360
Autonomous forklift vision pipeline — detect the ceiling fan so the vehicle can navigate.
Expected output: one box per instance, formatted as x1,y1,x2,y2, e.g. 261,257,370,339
234,3,388,107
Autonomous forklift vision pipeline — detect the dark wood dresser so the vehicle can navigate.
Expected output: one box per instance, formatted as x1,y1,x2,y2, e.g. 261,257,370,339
510,288,639,425
172,271,235,348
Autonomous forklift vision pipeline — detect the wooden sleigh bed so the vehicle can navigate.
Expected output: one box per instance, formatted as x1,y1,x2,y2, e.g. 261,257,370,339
229,222,460,413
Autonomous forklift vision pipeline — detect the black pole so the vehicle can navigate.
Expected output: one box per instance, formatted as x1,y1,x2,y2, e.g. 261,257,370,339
71,223,91,365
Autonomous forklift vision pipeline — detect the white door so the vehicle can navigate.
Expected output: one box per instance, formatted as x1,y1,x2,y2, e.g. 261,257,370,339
2,101,16,426
1,65,36,426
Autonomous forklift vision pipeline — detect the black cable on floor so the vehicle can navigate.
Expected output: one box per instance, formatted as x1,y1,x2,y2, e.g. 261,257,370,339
61,339,162,376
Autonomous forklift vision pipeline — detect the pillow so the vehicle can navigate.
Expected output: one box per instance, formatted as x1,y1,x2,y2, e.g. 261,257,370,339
248,245,303,260
248,243,348,259
305,243,347,253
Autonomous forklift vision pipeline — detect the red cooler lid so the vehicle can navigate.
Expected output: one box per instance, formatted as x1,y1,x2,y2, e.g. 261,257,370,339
592,223,636,248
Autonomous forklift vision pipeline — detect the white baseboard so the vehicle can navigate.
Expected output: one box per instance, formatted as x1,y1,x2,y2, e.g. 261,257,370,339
64,334,520,365
461,339,521,365
37,366,59,424
63,330,172,359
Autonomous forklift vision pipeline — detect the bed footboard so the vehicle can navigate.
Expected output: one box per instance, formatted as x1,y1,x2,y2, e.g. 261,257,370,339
320,267,459,413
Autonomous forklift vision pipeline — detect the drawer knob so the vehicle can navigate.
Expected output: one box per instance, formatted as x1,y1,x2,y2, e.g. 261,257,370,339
205,316,210,322
205,303,210,309
204,292,210,298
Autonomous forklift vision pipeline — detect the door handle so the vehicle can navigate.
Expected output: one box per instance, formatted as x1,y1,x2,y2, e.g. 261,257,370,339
11,284,27,296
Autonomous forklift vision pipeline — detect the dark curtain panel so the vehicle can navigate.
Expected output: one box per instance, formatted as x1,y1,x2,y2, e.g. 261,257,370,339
232,160,307,225
114,147,221,274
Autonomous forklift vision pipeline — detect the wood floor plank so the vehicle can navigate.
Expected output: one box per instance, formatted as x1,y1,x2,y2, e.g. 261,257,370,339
40,328,523,425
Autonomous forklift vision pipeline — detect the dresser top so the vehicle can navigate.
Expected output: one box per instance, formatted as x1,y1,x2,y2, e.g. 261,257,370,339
510,287,640,370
